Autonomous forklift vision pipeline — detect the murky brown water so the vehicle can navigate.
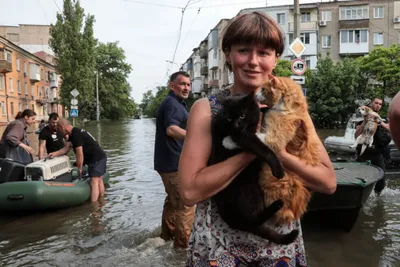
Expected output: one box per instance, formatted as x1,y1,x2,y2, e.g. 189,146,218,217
0,119,399,267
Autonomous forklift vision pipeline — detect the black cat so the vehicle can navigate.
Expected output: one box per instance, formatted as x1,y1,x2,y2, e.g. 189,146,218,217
209,91,299,245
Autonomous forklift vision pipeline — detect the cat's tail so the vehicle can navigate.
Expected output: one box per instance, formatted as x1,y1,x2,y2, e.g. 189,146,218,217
252,227,299,245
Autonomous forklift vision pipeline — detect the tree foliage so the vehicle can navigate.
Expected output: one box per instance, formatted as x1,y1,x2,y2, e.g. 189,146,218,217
358,44,400,98
93,42,137,120
49,0,97,108
306,55,363,128
273,59,292,77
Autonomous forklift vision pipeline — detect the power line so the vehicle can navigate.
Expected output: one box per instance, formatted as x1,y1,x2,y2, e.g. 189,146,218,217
166,0,193,78
187,1,265,9
51,0,62,12
121,0,182,9
178,0,207,53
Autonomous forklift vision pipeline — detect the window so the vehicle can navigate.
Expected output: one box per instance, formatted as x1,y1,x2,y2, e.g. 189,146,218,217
300,33,310,44
31,85,34,95
10,102,14,115
1,101,5,115
17,80,21,93
340,30,368,43
4,50,11,62
18,103,22,112
340,6,368,20
37,86,40,96
301,12,311,22
301,56,311,69
288,33,294,45
25,103,28,109
24,83,28,95
16,58,20,71
374,7,384,18
0,74,4,90
24,62,27,74
322,36,331,48
9,78,13,92
373,33,384,45
321,10,332,21
277,13,285,24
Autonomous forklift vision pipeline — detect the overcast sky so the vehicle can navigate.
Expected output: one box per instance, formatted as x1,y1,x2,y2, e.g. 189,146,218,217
0,0,331,103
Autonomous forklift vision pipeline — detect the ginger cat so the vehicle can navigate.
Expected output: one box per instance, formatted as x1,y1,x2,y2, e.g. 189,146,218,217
258,74,320,225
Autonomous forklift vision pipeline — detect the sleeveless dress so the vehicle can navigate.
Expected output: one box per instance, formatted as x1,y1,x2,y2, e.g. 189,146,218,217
186,90,307,267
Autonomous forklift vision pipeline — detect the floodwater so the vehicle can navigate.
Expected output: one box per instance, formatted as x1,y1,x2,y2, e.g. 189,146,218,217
0,119,399,267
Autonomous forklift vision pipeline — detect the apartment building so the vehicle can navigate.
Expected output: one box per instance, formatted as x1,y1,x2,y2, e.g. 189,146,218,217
0,24,53,58
0,36,60,125
182,0,400,97
319,0,400,61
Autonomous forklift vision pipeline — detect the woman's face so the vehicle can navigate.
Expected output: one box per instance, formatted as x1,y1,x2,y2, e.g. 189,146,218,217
24,115,36,126
226,44,278,92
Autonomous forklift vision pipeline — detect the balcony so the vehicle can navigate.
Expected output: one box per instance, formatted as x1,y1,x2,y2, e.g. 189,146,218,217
288,21,317,32
200,66,208,76
49,72,59,88
209,79,219,88
29,63,40,82
200,48,208,58
0,59,12,73
339,20,369,30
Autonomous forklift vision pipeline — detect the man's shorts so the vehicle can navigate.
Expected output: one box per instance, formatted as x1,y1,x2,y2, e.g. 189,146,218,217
88,157,107,177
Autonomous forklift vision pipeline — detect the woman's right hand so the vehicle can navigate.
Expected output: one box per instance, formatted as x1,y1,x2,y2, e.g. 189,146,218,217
19,143,35,155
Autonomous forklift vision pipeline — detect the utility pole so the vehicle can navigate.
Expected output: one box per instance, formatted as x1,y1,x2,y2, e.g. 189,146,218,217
294,0,300,39
96,70,99,122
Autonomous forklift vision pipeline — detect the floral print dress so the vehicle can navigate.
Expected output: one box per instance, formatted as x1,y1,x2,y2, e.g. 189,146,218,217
186,90,307,267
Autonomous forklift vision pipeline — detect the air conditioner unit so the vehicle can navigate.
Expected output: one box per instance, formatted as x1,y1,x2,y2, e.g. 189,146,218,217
319,20,327,26
394,17,400,23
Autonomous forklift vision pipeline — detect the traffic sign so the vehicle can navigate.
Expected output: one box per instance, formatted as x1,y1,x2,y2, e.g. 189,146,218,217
71,105,78,110
70,89,79,97
70,109,79,118
289,38,307,58
71,98,78,105
291,58,307,75
290,75,306,85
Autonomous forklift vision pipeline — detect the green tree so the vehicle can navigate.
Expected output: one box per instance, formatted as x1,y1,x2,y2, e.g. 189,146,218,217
94,42,136,120
140,90,155,116
306,55,363,128
273,59,292,77
359,44,400,98
145,86,169,118
49,0,97,112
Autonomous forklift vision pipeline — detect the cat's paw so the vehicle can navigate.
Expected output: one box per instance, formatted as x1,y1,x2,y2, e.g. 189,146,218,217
222,136,241,150
256,132,266,142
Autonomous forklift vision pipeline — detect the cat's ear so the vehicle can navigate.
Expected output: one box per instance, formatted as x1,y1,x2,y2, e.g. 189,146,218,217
216,94,229,106
243,91,255,103
268,74,279,87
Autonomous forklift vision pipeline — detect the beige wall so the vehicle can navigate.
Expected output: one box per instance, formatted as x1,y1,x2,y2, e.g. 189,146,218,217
0,25,50,46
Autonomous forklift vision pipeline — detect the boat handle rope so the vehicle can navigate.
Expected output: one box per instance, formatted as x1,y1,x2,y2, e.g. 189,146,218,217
7,194,24,201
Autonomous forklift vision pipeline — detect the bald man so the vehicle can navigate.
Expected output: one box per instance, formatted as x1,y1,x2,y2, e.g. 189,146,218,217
49,118,107,202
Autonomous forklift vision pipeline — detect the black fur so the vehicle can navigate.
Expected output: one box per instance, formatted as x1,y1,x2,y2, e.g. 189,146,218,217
209,91,298,245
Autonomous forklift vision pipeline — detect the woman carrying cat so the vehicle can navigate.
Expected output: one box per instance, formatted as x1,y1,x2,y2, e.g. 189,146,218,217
178,12,336,267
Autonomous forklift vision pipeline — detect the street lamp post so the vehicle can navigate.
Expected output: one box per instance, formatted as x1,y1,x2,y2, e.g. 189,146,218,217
165,60,181,70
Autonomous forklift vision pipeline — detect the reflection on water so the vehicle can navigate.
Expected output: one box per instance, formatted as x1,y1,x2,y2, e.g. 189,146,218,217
0,119,399,267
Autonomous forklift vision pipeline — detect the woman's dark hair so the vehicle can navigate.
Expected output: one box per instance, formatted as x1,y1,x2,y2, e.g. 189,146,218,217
222,12,285,71
15,109,37,120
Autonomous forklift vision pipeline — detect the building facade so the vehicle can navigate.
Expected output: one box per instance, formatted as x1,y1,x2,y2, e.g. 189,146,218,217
181,0,400,98
0,36,60,125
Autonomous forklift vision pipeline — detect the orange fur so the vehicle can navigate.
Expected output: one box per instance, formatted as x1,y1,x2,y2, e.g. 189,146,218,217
259,76,320,225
